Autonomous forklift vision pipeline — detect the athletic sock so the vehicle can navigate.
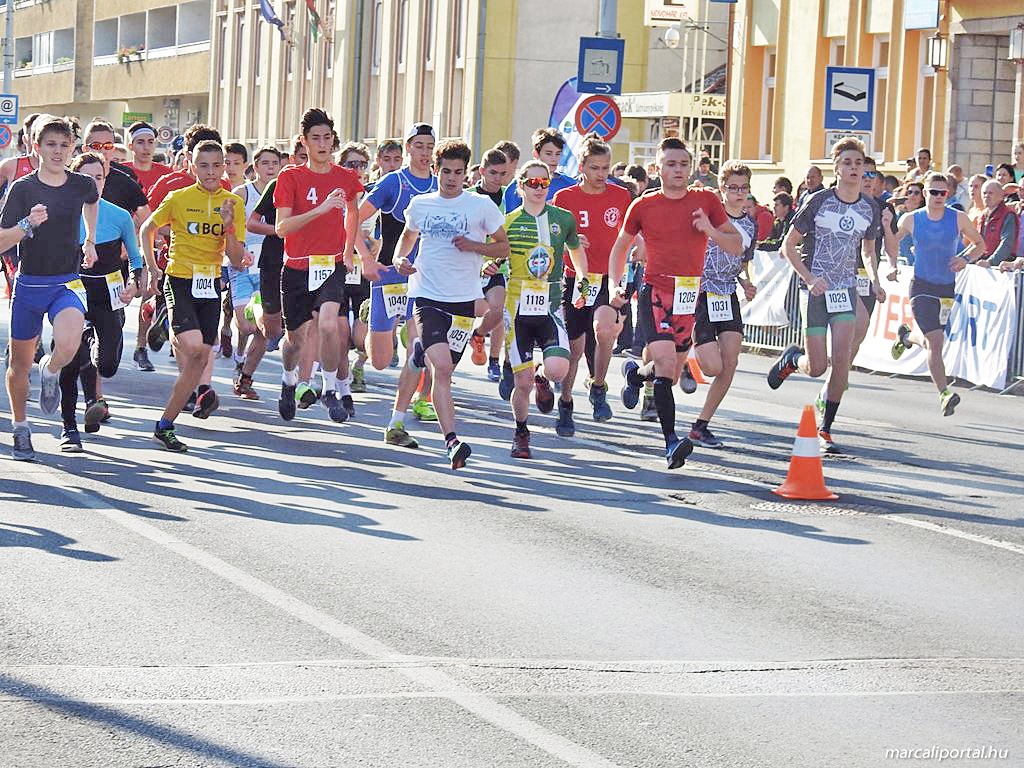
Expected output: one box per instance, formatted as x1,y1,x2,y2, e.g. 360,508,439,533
822,400,840,432
515,419,529,435
12,420,29,431
653,376,676,443
489,356,498,364
337,377,352,397
281,367,299,386
636,360,657,381
693,418,709,432
388,410,405,430
643,382,654,399
321,369,337,394
197,384,210,397
157,418,174,431
444,431,457,448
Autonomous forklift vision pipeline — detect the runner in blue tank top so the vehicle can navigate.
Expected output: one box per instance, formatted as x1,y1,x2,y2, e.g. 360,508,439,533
888,172,985,417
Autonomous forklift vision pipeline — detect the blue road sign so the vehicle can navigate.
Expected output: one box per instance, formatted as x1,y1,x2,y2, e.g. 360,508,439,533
0,94,19,125
574,94,622,141
824,67,875,132
577,37,625,96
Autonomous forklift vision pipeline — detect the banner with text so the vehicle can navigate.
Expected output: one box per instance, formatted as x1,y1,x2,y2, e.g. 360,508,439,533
741,250,792,327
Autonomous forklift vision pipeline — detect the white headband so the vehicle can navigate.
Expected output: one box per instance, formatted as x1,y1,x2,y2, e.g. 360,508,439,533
130,127,156,140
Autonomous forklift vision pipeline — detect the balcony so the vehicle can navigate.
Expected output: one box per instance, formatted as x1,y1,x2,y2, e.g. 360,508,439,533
11,26,76,106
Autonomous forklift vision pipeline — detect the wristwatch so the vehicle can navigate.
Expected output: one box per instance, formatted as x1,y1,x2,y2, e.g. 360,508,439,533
17,217,33,238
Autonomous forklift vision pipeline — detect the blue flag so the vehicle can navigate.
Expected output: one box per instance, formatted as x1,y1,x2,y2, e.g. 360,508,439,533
259,0,286,38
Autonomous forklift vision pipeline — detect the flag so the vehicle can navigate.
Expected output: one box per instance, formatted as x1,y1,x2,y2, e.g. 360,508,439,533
305,0,323,43
259,0,285,38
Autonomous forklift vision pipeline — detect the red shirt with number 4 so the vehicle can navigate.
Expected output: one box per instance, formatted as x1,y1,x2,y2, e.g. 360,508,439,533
553,183,632,277
621,189,727,291
274,163,363,270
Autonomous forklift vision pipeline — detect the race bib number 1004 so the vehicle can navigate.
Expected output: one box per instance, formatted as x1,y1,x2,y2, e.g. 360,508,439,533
191,264,217,299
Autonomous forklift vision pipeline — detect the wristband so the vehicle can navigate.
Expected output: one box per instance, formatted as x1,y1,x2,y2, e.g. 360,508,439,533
223,225,236,236
18,217,34,238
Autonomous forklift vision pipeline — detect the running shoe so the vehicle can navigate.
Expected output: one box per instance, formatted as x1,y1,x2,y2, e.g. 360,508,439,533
891,324,911,361
940,388,960,417
279,383,297,421
148,304,169,351
447,439,472,470
220,330,233,359
385,422,419,448
341,394,356,419
469,333,486,366
679,364,697,394
498,360,514,401
84,399,107,434
555,399,575,437
133,347,155,372
640,395,659,422
11,425,34,461
487,359,501,382
688,424,723,448
154,424,187,452
818,430,838,454
60,426,83,453
534,369,555,414
412,397,437,421
665,436,693,469
182,390,197,413
510,430,531,459
321,391,348,423
192,388,219,419
351,362,366,392
620,359,641,409
589,382,612,422
767,344,801,390
233,372,260,400
37,356,60,415
410,338,426,369
358,298,371,325
140,296,155,324
295,383,317,409
390,348,400,368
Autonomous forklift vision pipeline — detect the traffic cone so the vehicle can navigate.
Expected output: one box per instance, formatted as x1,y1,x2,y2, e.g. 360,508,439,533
687,354,707,384
773,405,839,501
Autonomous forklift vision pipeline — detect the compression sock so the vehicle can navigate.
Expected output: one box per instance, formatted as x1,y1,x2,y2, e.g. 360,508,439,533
653,376,677,443
822,400,840,432
515,419,529,435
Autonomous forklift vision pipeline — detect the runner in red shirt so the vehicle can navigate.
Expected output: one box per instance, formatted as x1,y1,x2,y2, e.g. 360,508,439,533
551,135,632,435
608,137,741,469
274,108,362,425
126,122,173,196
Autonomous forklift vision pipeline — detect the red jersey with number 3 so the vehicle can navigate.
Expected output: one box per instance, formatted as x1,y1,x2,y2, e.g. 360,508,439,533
553,183,632,277
274,164,363,270
622,189,728,291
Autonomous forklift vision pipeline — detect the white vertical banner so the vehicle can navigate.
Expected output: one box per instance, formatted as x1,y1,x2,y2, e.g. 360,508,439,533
741,250,792,327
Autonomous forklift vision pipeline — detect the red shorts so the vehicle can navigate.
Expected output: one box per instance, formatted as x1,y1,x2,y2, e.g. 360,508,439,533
637,283,695,353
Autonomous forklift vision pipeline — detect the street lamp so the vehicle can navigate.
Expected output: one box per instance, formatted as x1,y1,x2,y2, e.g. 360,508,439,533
1010,24,1024,61
927,33,949,71
663,24,680,49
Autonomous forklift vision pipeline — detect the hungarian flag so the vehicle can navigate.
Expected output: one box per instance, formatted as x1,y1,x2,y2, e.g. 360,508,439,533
259,0,285,39
305,0,323,43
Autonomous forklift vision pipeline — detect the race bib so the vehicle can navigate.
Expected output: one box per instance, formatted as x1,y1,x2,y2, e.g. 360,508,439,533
939,296,955,326
308,253,335,291
344,260,362,285
191,264,217,299
856,268,870,297
571,272,603,307
706,292,733,322
519,279,549,316
105,271,126,310
65,278,87,312
672,276,700,315
382,283,408,319
446,315,474,352
824,288,852,314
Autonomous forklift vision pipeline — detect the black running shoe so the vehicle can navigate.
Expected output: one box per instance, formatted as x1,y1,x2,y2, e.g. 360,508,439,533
341,394,356,419
154,425,187,452
665,437,693,469
534,369,555,413
620,359,641,409
279,383,297,421
148,305,169,351
555,399,575,437
134,347,155,372
60,426,83,453
767,345,801,390
182,390,197,413
321,391,348,423
447,439,471,470
192,388,219,419
498,360,514,401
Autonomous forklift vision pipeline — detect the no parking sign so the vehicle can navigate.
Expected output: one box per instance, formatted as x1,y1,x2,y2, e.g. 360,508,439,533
573,94,621,141
0,125,11,149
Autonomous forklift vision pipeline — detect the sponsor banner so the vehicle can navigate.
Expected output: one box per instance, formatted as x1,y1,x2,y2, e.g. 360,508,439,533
741,250,791,327
854,266,1019,389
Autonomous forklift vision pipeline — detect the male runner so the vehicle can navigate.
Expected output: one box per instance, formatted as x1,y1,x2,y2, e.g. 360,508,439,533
359,123,438,447
890,172,985,416
373,139,404,180
551,135,632,435
609,137,740,469
274,108,361,424
688,160,757,447
467,146,511,381
502,128,577,211
0,115,100,460
394,139,507,468
141,140,248,451
492,141,520,186
501,161,587,459
767,137,883,453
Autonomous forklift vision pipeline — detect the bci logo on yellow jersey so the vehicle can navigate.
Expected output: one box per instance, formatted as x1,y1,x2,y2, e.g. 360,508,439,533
186,221,226,236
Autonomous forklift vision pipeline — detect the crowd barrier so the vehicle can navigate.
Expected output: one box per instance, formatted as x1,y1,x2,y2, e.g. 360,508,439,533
738,250,1024,391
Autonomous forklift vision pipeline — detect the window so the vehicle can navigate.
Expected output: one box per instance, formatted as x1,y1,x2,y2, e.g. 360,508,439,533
304,3,313,79
453,0,464,65
873,35,889,153
14,36,30,68
424,0,434,67
284,1,294,80
119,12,145,50
253,14,263,83
53,28,74,63
397,0,407,71
917,36,936,151
32,32,52,67
217,12,227,85
235,8,245,83
370,0,382,74
829,39,845,66
94,19,118,57
178,0,212,45
760,48,776,161
325,0,335,77
148,7,177,50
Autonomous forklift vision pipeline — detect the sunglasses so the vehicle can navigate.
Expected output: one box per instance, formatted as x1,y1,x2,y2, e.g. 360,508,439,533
927,189,948,197
521,176,551,189
87,142,115,151
343,160,368,170
724,184,750,192
863,171,879,179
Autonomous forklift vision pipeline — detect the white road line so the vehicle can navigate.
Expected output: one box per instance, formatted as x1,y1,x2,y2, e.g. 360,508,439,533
49,480,621,768
880,515,1024,555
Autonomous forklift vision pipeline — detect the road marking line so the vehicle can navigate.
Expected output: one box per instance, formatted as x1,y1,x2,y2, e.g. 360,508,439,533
880,515,1024,555
48,481,620,768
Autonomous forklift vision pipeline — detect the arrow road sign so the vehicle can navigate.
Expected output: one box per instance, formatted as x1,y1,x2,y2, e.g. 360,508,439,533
824,67,875,132
577,36,625,96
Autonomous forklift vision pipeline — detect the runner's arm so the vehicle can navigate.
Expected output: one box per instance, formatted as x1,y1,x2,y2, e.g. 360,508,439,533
780,226,818,287
139,215,160,283
343,198,359,270
607,230,634,286
82,199,100,268
358,197,379,224
393,225,419,275
566,244,588,277
275,193,340,236
707,220,742,256
454,226,509,261
246,211,275,236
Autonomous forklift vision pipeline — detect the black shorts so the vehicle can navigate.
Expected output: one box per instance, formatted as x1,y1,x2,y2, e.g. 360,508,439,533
412,297,476,366
693,292,743,346
343,275,371,310
859,291,877,315
163,275,222,346
259,254,283,315
909,277,955,335
482,272,506,294
560,274,623,341
636,283,695,354
281,265,345,332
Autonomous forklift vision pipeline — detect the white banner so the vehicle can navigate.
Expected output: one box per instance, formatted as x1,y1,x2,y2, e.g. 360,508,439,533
853,266,1019,389
741,250,791,327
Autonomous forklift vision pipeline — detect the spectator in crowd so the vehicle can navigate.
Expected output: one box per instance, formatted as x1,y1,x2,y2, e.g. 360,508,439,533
625,164,649,194
758,192,795,251
690,156,718,187
976,180,1019,268
967,173,987,224
904,147,932,182
882,175,900,199
897,181,924,265
744,194,775,242
1010,140,1024,182
796,165,824,208
994,163,1020,202
772,176,793,196
946,165,969,209
611,161,627,178
644,161,661,190
467,163,482,186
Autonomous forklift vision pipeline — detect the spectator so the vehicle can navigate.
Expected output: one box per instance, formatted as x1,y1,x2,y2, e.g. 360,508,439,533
967,173,987,224
745,194,774,241
644,161,661,190
625,164,649,194
882,174,900,198
1010,140,1024,182
796,165,824,207
904,147,932,182
689,156,717,187
467,163,482,187
611,161,627,178
772,176,793,196
994,163,1020,202
946,165,969,210
976,180,1018,267
758,192,794,251
898,181,924,264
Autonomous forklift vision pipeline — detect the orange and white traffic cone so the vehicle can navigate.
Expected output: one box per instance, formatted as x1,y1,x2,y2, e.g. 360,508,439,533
773,405,838,501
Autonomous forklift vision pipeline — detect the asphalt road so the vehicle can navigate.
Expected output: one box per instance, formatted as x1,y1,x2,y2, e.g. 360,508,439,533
2,305,1022,767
